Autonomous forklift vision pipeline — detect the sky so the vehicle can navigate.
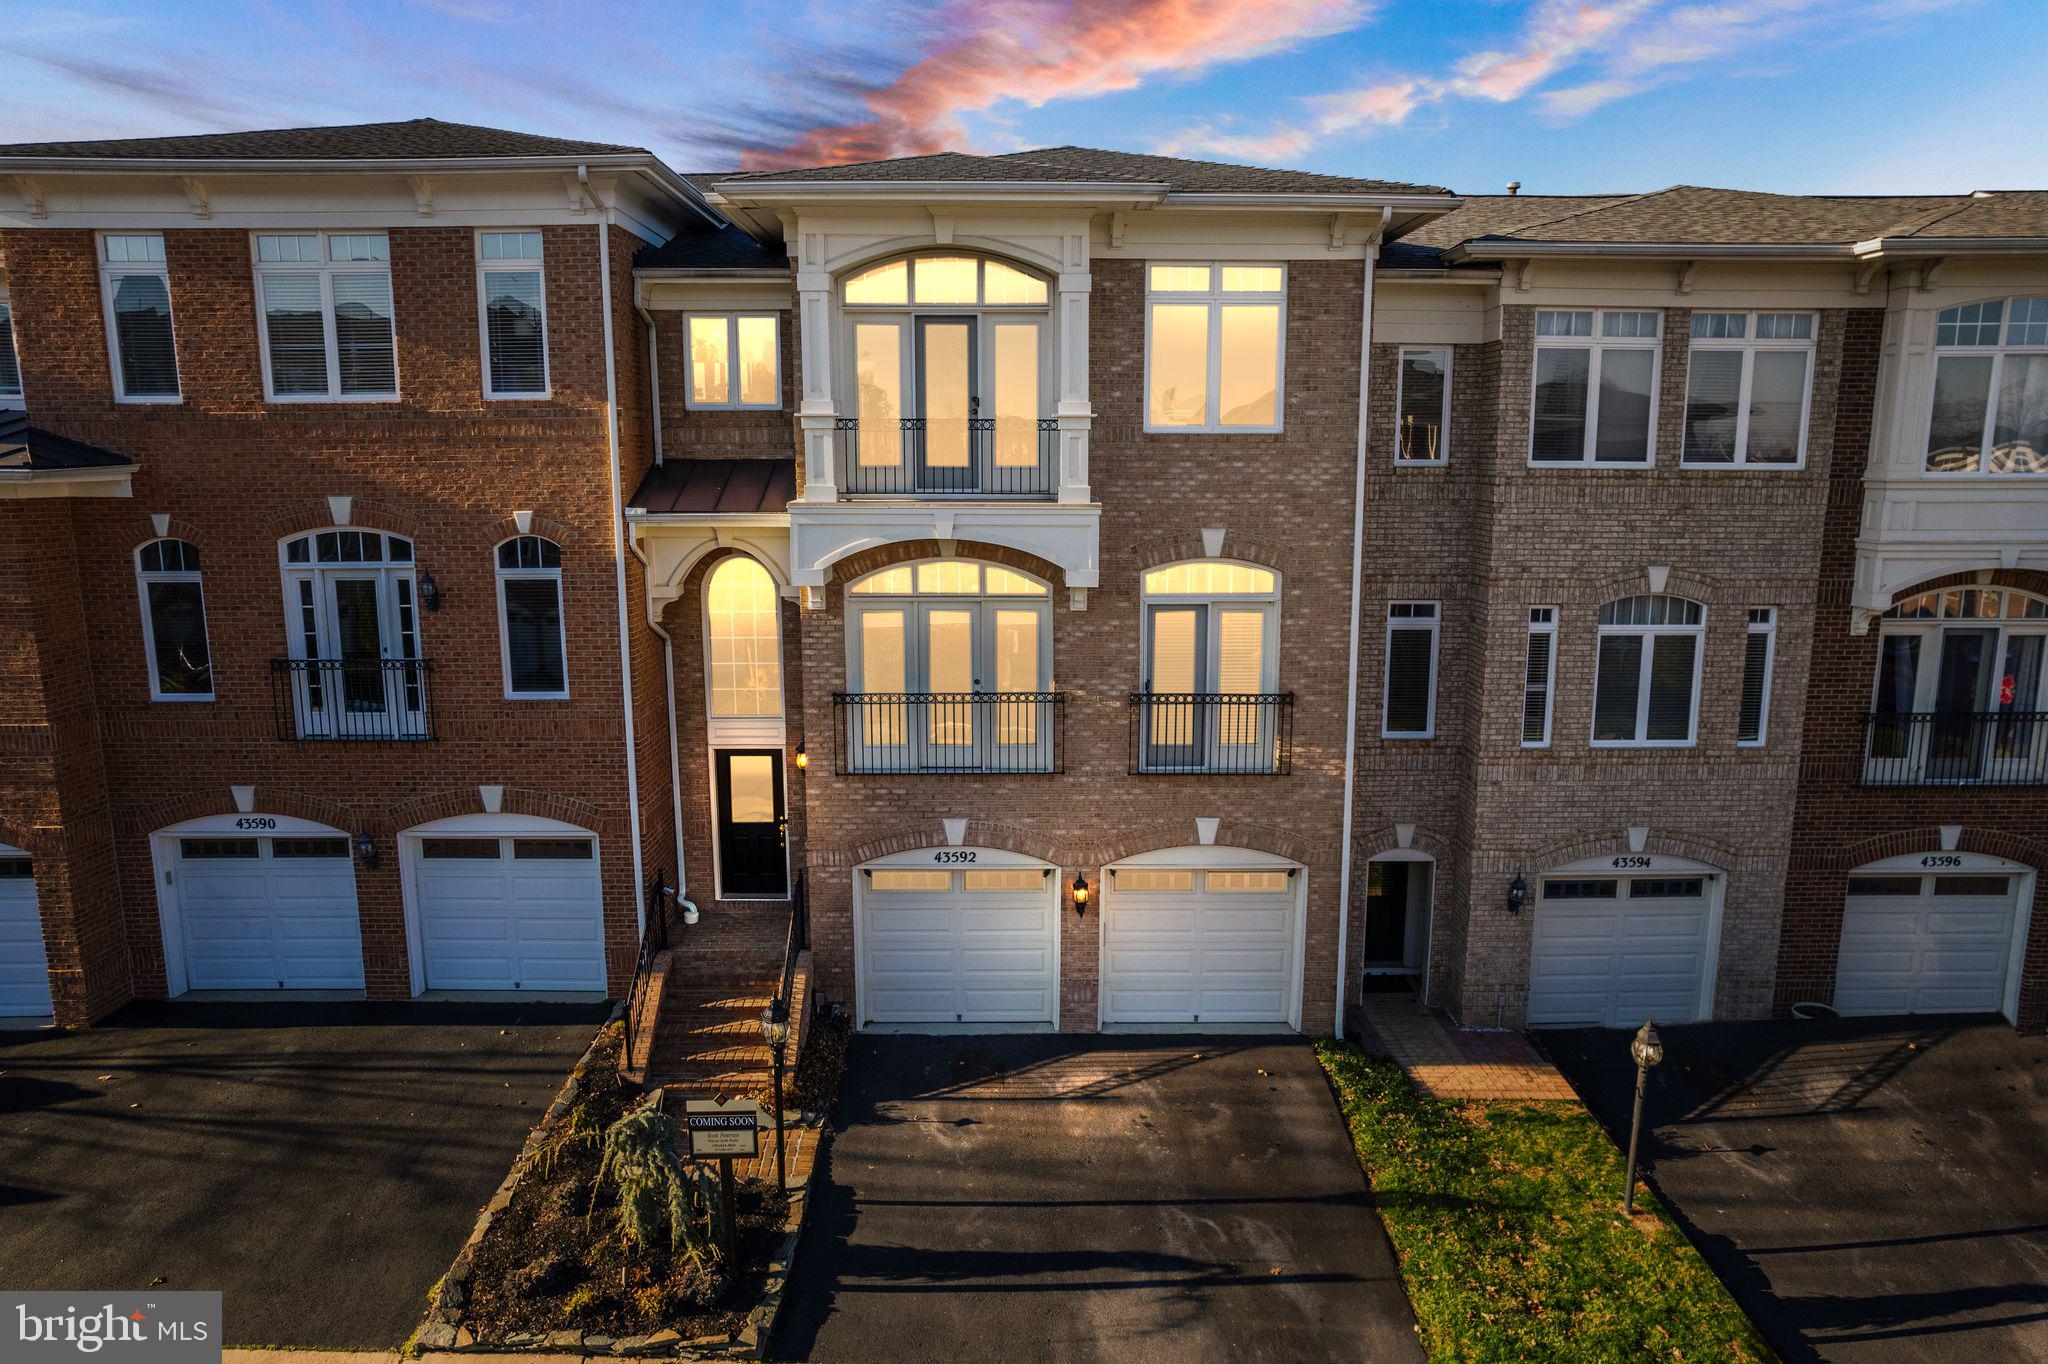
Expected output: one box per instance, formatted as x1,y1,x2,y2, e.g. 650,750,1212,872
2,0,2043,195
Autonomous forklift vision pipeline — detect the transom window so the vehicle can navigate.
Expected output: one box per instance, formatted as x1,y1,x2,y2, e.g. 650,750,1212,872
285,529,413,564
477,231,549,398
254,231,397,400
100,233,180,401
1531,309,1662,465
135,538,212,700
1927,296,2048,474
705,556,783,718
495,536,567,699
279,528,425,738
686,315,779,409
1683,312,1814,467
1146,264,1285,432
1593,595,1704,746
843,256,1048,307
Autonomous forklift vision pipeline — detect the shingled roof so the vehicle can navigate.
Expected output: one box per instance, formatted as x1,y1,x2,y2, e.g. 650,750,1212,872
0,118,646,162
719,146,1449,197
636,222,788,272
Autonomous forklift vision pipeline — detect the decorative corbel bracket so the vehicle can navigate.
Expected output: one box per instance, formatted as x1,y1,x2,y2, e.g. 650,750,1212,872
178,177,210,219
1328,214,1346,252
1108,211,1126,250
1916,257,1947,292
1510,258,1534,292
1675,260,1697,295
1853,261,1882,296
407,175,435,217
13,176,45,219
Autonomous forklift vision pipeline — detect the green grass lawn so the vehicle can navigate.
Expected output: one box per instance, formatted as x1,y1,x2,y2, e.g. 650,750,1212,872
1317,1041,1767,1363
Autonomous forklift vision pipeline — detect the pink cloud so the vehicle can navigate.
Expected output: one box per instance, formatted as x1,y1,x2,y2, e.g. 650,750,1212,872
741,0,1370,169
1450,1,1644,102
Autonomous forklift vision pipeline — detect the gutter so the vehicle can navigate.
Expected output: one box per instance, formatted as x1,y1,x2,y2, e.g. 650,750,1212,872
1448,240,1858,263
1333,204,1390,1042
630,286,692,899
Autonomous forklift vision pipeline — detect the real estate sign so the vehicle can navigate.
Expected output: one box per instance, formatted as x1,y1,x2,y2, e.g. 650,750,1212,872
684,1098,761,1158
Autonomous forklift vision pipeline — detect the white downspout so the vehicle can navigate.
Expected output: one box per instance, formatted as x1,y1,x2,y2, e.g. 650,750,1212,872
633,290,690,897
1334,207,1389,1040
585,163,648,934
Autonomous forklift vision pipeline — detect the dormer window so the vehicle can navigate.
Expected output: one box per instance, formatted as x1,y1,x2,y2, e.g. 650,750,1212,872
1926,296,2048,474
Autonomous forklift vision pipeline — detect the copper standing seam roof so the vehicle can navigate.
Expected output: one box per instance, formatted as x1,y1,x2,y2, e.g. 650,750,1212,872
627,458,796,515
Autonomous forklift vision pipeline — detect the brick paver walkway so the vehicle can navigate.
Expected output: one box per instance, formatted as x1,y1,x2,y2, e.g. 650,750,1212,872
1358,991,1577,1101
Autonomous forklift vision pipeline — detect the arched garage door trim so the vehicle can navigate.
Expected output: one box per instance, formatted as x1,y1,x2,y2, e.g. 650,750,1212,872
1528,852,1726,1029
1837,850,2034,1023
853,846,1060,1031
398,813,605,996
1100,845,1307,1031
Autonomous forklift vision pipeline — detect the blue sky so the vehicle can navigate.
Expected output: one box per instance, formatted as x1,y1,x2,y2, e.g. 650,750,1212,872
1,1,2041,194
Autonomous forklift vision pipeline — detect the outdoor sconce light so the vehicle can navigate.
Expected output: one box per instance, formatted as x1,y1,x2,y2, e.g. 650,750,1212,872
794,741,809,771
355,833,379,868
417,569,442,612
1071,873,1090,916
1507,872,1528,915
1622,1020,1665,1215
759,1003,793,1189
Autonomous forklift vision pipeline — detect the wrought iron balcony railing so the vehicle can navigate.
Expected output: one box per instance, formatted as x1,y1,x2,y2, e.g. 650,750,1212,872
834,416,1058,498
1129,693,1293,775
1862,710,2047,786
271,658,434,742
833,692,1064,774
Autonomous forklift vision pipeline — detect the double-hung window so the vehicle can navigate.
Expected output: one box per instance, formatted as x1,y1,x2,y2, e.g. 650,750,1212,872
100,234,180,401
1531,309,1661,465
1925,296,2048,474
0,289,21,405
1382,603,1439,738
135,538,213,700
1739,608,1776,746
1396,347,1451,464
496,536,567,698
686,315,779,409
1682,312,1813,466
1522,607,1557,747
1145,265,1284,432
478,232,549,398
1592,595,1704,746
254,232,397,400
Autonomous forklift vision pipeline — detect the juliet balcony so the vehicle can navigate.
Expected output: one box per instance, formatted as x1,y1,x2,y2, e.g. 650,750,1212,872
1129,693,1294,775
833,692,1065,774
271,657,435,742
1862,710,2048,786
834,416,1060,499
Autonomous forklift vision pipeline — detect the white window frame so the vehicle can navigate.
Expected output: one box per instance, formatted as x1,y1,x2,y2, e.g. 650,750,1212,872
1680,312,1815,468
1142,263,1287,434
1871,588,2048,714
1925,295,2048,477
1381,602,1439,739
98,232,181,404
135,539,214,702
1528,308,1663,467
1137,559,1282,696
683,313,782,411
1395,346,1452,465
251,231,399,403
1522,606,1557,748
844,559,1055,694
1739,607,1777,747
0,285,23,408
475,231,550,401
495,536,569,700
1591,596,1705,748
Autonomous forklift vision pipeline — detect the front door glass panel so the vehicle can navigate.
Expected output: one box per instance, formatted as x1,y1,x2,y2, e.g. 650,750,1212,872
917,318,975,482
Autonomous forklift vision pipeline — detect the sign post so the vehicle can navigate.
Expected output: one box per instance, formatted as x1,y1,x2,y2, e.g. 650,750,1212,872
684,1099,761,1261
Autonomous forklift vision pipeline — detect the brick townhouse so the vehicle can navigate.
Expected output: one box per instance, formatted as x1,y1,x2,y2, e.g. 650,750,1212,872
3,122,2042,1049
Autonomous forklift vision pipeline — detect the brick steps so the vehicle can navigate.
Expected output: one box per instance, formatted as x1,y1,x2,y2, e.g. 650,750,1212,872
641,955,784,1099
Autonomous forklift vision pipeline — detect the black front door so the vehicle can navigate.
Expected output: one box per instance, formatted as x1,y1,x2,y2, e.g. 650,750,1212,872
715,749,788,896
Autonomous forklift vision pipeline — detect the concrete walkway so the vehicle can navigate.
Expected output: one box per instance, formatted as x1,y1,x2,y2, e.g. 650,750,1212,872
1356,989,1575,1101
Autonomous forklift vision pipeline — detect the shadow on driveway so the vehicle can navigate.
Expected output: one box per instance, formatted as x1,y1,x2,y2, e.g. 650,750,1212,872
0,999,608,1349
1543,1014,2048,1364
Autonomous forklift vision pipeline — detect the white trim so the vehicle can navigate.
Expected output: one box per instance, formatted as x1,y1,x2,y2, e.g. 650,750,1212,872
475,229,552,400
1393,345,1451,465
701,554,786,733
1521,607,1557,748
1841,851,2035,1024
1141,262,1287,434
1527,308,1663,467
707,746,792,903
1531,859,1727,1026
1922,294,2048,478
149,813,355,999
134,538,215,702
1380,601,1439,739
1591,597,1705,748
1678,311,1816,469
250,230,400,403
494,535,570,700
680,312,782,410
852,847,1060,1032
97,231,182,404
1362,850,1436,996
397,813,602,998
1739,607,1777,747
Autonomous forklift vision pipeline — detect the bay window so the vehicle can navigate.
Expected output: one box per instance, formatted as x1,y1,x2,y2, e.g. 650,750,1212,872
1925,296,2048,474
478,232,549,398
1592,595,1703,746
1531,310,1661,465
1145,265,1284,432
100,233,180,401
1682,313,1813,466
687,314,778,409
254,232,397,400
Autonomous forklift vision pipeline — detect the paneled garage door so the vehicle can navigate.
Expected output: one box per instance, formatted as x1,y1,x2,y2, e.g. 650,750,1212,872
412,836,606,991
857,863,1056,1026
1836,871,2023,1016
1527,875,1713,1028
0,850,52,1016
1100,866,1299,1026
174,836,365,990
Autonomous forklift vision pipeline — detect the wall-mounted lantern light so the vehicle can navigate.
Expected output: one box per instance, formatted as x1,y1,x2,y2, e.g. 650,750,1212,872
1071,873,1090,916
1507,872,1528,915
355,832,380,868
794,741,809,771
417,569,442,612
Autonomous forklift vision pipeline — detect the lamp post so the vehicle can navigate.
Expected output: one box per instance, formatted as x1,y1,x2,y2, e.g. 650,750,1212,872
759,1003,791,1189
1623,1019,1664,1215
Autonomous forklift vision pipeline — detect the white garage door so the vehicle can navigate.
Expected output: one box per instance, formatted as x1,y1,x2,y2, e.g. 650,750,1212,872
858,862,1056,1026
413,836,605,991
1528,875,1714,1028
174,836,365,990
1837,871,2022,1016
1100,866,1299,1026
0,850,53,1016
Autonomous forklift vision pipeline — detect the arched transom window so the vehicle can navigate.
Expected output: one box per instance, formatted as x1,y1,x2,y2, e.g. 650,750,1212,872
1593,595,1704,746
705,556,783,718
136,538,212,700
1927,296,2048,474
1138,561,1282,772
279,528,424,737
1871,589,2046,781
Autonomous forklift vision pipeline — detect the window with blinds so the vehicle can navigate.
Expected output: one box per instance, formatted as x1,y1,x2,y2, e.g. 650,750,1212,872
1592,595,1704,745
101,234,180,401
1682,312,1813,466
1739,608,1775,745
1383,602,1439,738
253,232,396,400
0,300,22,399
1531,310,1661,465
1522,607,1557,746
479,231,549,397
495,535,567,697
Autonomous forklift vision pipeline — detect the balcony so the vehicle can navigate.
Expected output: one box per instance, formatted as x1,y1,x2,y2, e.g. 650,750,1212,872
1862,711,2047,786
1129,693,1294,775
271,658,435,742
834,417,1058,499
833,692,1064,774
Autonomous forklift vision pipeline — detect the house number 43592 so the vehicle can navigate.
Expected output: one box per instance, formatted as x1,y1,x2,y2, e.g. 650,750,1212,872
933,851,977,864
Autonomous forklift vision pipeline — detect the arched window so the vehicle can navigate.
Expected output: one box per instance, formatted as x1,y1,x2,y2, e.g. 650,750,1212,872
1926,296,2048,474
279,528,424,737
136,538,212,699
1593,595,1704,746
1138,560,1282,772
705,556,782,718
496,536,566,698
839,254,1053,495
1869,587,2047,782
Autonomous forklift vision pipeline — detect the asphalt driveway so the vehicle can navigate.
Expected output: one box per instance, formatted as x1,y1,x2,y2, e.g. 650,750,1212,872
0,999,608,1349
771,1033,1421,1363
1545,1015,2048,1363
